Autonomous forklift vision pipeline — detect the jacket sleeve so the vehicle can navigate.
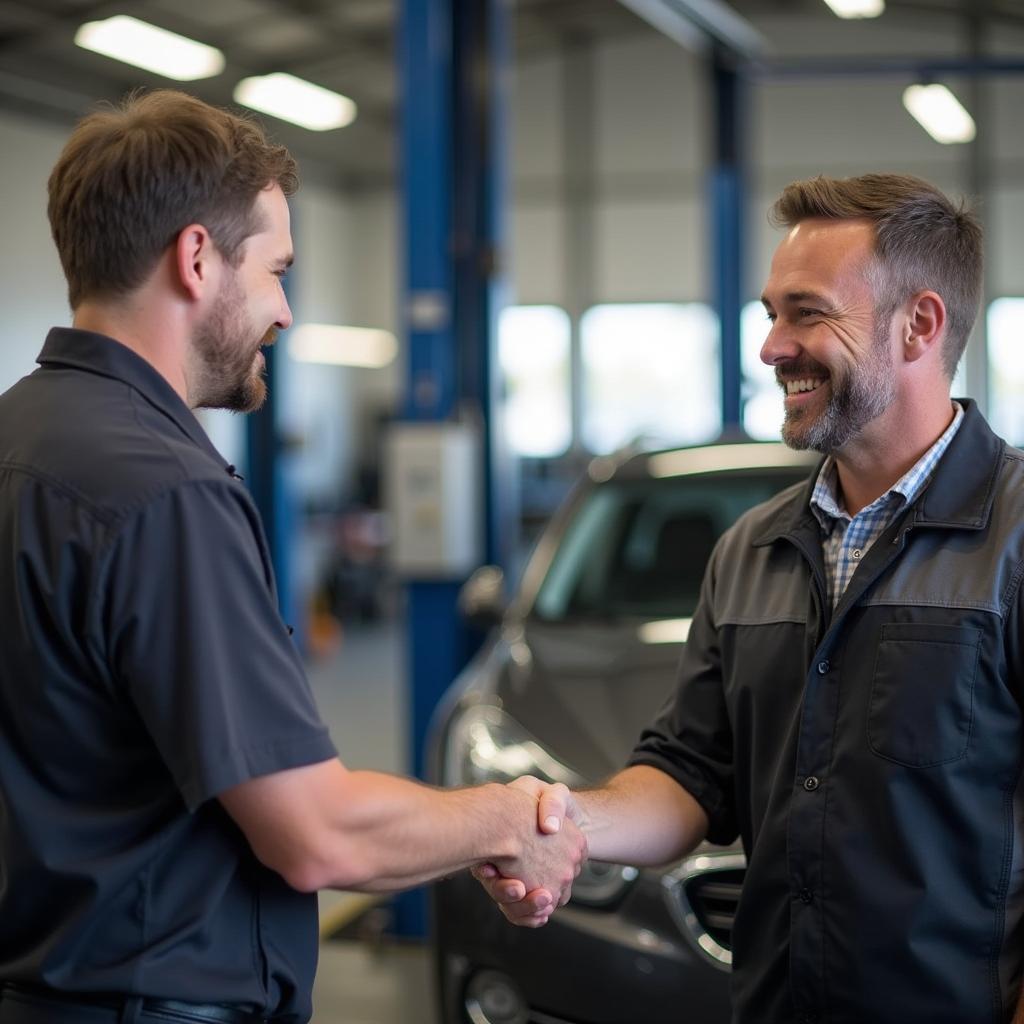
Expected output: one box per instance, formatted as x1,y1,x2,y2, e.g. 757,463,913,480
627,541,738,845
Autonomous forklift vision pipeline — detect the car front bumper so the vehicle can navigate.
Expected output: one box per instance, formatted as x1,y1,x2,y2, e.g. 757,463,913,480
432,871,731,1024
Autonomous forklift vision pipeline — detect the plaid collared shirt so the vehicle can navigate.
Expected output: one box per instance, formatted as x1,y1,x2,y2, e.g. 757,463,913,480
810,402,964,608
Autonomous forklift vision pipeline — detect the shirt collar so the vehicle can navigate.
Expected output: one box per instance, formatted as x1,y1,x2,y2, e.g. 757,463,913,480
37,327,230,469
809,401,965,528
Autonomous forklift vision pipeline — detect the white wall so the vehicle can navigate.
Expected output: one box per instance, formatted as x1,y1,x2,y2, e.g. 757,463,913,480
507,22,1024,308
0,111,72,391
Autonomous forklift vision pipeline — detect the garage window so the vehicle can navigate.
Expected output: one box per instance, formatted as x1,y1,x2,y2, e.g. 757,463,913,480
988,298,1024,446
499,305,572,457
580,303,721,455
740,300,783,441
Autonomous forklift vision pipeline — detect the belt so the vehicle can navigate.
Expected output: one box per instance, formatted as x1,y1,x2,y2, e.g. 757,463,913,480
0,984,267,1024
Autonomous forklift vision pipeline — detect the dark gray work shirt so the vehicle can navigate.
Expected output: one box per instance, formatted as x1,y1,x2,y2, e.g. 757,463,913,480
631,400,1024,1024
0,328,337,1022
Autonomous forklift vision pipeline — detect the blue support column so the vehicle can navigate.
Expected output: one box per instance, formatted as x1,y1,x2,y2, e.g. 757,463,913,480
452,0,515,571
396,0,509,938
711,49,745,435
245,333,296,632
402,0,455,426
399,0,458,782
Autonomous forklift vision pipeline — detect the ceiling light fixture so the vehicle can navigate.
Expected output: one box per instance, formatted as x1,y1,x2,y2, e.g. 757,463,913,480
289,324,397,368
822,0,885,17
902,83,976,144
74,16,225,81
234,74,357,132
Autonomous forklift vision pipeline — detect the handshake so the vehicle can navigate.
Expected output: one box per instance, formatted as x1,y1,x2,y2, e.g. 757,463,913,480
463,763,697,925
472,775,590,929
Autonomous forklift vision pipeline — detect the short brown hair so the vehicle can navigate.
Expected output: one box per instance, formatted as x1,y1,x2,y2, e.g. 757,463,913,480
48,89,299,309
770,173,982,378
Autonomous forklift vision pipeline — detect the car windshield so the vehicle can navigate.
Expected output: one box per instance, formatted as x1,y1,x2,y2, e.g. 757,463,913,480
532,468,808,622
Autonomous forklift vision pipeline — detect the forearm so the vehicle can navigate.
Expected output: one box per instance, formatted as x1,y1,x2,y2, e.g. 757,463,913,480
221,760,575,895
323,770,525,892
572,765,709,865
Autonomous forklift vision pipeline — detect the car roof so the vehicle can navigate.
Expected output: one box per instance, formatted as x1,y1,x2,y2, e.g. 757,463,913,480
588,440,820,484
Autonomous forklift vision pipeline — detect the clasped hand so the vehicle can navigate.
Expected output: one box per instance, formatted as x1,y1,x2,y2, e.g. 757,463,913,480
476,775,587,928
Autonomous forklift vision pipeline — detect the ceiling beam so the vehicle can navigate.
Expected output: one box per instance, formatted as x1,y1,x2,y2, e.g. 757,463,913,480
614,0,766,59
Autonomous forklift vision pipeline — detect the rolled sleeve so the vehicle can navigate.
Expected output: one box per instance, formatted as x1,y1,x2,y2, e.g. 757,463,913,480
101,479,337,810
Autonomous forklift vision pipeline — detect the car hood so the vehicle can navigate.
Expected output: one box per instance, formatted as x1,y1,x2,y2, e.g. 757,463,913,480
485,617,682,783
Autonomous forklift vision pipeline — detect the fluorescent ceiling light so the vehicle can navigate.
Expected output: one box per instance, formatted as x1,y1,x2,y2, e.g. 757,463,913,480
75,16,225,81
902,84,976,144
822,0,885,17
289,324,397,368
234,74,356,132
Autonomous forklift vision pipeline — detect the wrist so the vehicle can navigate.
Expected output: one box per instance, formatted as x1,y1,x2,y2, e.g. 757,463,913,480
482,782,527,866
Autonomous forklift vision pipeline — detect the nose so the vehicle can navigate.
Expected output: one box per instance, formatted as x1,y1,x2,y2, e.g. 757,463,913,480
276,295,293,332
760,320,801,368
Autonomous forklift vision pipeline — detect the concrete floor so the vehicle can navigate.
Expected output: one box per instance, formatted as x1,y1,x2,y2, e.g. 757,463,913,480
305,619,409,778
305,620,440,1024
311,941,436,1024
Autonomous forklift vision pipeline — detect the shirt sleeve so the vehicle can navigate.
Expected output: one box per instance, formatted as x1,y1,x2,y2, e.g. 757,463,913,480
627,544,738,845
100,478,337,811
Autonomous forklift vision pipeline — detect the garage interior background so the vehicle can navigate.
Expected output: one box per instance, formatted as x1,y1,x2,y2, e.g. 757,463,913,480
5,1,1024,493
0,0,1022,1016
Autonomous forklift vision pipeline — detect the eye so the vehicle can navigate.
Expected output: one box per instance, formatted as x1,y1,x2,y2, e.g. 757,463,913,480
763,311,776,323
797,308,821,319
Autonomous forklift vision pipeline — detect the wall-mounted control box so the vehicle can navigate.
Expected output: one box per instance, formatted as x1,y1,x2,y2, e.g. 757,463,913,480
385,422,481,577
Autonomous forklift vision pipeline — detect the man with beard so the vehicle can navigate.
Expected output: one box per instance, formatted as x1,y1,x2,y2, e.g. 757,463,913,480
0,90,586,1024
483,174,1024,1023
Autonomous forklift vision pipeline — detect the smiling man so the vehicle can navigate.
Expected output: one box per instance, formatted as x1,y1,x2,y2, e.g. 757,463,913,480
763,219,900,458
483,174,1024,1024
0,90,585,1024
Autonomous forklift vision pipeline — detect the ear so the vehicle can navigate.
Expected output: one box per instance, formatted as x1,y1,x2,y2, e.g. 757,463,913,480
901,290,946,365
174,224,220,302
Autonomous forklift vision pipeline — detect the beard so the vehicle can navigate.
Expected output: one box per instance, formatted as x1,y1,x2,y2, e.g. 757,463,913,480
779,323,896,454
192,273,275,413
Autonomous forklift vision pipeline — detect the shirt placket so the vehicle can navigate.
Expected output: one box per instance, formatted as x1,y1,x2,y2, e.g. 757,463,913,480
786,633,841,1024
827,520,850,608
788,515,877,1022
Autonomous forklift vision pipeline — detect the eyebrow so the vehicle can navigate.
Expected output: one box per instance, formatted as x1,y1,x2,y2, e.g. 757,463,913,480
760,290,833,308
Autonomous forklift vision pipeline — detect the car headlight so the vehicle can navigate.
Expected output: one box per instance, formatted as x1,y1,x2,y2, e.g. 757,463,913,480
443,703,639,908
443,703,580,788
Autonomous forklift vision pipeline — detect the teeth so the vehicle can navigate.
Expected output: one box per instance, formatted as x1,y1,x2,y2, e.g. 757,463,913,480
786,378,824,396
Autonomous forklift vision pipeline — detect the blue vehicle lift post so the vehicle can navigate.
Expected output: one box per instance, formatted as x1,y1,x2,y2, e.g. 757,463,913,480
711,47,746,435
395,0,510,937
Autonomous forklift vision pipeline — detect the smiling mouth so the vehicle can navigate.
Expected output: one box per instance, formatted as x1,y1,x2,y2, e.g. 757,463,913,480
785,377,827,396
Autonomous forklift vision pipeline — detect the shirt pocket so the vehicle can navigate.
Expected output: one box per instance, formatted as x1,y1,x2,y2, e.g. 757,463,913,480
867,622,982,767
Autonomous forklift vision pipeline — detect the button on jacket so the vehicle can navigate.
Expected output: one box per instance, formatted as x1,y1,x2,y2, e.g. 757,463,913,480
630,399,1024,1024
0,329,337,1022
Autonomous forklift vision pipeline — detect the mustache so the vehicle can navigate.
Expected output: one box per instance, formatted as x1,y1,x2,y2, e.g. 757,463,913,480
260,327,279,348
775,358,829,385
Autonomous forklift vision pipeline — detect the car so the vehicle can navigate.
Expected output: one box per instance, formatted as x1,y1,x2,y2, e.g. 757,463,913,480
428,440,817,1024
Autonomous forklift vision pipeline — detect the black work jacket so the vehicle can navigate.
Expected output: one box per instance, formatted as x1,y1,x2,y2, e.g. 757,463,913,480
632,399,1024,1024
0,329,336,1021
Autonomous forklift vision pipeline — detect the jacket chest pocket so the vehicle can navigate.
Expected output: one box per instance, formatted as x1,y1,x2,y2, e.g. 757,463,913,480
867,622,982,767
